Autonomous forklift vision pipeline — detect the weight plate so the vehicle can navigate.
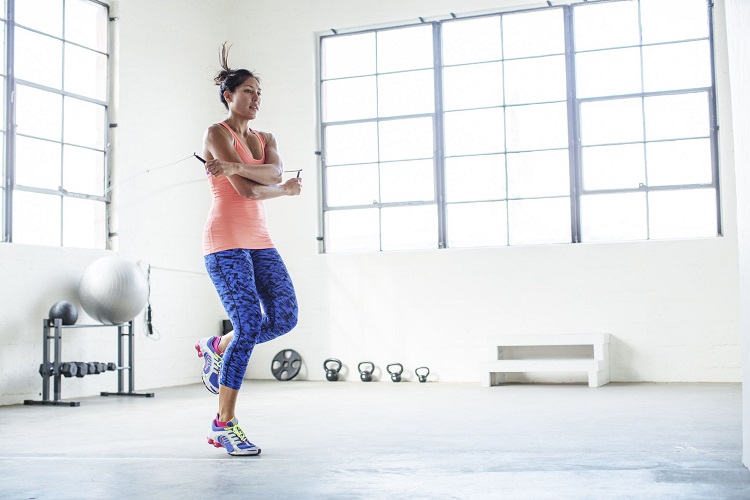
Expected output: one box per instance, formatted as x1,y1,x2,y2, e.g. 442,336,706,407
271,349,302,381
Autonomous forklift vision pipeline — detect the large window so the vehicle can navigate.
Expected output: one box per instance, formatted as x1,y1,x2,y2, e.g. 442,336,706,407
319,0,718,252
1,0,110,249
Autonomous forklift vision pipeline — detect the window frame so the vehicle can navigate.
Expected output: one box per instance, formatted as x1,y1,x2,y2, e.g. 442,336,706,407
318,0,721,253
2,0,111,247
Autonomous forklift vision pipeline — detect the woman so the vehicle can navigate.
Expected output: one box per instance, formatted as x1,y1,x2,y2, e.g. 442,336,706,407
195,43,301,456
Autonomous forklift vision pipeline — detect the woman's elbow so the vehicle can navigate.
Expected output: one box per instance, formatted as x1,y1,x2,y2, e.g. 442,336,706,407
241,187,261,200
270,172,283,185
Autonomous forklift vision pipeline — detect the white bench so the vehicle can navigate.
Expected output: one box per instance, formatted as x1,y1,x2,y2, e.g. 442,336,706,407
480,333,610,388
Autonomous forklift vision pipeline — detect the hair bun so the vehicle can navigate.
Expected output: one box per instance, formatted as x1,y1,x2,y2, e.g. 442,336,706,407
214,69,232,86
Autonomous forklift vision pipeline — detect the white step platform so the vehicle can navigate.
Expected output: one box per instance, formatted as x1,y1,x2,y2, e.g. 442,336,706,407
481,333,610,388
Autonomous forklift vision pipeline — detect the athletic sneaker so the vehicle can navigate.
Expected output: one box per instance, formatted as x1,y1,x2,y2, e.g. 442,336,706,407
207,416,261,456
195,336,221,394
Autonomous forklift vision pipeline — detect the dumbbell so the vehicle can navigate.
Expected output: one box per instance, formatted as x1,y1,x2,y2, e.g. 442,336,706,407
38,362,80,378
74,362,88,377
60,362,79,378
38,363,54,377
107,362,117,371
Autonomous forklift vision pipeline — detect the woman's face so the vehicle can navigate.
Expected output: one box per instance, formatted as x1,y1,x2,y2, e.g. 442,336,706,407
226,76,261,119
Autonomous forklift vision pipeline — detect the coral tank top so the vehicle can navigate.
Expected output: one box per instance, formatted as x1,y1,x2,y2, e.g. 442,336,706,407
202,122,274,255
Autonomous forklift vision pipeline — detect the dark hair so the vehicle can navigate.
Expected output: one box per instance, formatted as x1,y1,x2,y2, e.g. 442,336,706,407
214,42,260,110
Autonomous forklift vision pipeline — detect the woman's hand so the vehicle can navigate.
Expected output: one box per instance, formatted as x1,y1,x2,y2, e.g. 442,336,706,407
205,158,238,177
283,177,302,196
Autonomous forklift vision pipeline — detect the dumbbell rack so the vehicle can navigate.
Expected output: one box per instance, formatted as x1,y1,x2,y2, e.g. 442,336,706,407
23,318,155,407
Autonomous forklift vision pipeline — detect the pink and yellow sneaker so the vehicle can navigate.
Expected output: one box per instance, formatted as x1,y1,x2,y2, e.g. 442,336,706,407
207,416,261,456
195,336,221,394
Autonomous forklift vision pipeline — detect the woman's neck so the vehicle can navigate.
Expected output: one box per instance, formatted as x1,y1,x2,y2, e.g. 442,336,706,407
223,115,251,135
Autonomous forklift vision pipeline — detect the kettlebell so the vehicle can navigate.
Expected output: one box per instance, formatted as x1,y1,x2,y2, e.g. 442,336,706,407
324,358,342,382
386,363,403,383
415,366,430,383
358,361,374,382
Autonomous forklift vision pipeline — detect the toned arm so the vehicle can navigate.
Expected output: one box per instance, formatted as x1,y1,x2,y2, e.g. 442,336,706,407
203,125,283,186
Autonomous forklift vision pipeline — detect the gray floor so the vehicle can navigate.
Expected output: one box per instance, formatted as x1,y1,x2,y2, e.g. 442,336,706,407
1,381,749,499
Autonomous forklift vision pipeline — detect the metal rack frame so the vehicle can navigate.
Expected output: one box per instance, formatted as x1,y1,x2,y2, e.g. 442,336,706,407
23,318,155,407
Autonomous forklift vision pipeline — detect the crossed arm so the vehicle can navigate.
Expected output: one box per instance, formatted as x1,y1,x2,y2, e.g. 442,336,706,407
202,124,301,200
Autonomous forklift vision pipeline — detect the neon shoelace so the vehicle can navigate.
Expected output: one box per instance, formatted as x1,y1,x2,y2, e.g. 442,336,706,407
228,424,249,444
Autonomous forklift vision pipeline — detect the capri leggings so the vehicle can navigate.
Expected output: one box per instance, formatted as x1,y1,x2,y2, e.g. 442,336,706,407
204,248,298,390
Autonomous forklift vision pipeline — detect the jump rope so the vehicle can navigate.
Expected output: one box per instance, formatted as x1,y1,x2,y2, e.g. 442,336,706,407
106,153,302,195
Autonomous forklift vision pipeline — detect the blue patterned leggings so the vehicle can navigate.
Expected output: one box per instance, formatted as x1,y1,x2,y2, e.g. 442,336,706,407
204,248,298,390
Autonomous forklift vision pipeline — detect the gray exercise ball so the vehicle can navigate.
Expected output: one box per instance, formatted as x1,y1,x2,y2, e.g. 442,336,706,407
78,256,148,324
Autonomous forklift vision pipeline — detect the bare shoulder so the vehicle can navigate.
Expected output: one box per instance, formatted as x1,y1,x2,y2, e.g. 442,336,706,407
256,130,277,146
206,123,231,143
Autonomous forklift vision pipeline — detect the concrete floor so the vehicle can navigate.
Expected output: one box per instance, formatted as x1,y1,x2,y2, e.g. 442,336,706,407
1,381,749,499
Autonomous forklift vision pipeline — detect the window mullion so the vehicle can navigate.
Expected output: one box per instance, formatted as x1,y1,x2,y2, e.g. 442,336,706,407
564,5,582,244
4,0,16,242
432,22,447,249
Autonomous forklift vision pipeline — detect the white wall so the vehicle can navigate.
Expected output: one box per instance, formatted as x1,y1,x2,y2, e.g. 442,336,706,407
724,0,750,470
0,0,744,406
225,0,743,383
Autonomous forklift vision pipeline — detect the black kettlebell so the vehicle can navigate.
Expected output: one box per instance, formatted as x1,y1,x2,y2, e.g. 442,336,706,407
415,366,430,383
324,358,342,382
386,363,403,383
358,361,374,382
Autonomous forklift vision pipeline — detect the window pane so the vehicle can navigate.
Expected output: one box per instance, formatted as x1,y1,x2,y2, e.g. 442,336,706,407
378,70,434,117
15,28,62,89
508,198,570,245
380,159,434,203
64,43,108,101
326,164,379,207
447,201,507,247
322,76,376,122
0,24,6,74
377,25,433,73
324,122,378,166
649,189,716,239
16,0,62,37
443,62,502,111
17,85,62,141
65,0,108,52
0,76,5,130
442,16,502,65
13,191,61,246
582,144,645,191
445,154,506,202
507,150,569,198
580,97,643,146
503,9,564,59
444,108,504,156
576,47,642,99
63,145,105,195
62,197,106,249
324,164,377,206
504,55,566,105
573,1,640,51
506,102,568,151
646,139,712,187
16,136,61,190
326,208,379,252
64,97,106,149
640,0,709,44
642,41,711,93
581,192,647,242
378,117,433,162
381,205,437,250
322,33,376,80
644,93,709,141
